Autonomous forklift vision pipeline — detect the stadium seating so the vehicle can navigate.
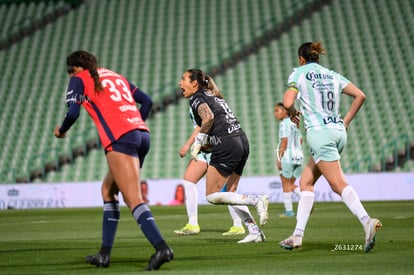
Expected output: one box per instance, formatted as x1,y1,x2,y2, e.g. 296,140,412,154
0,0,412,183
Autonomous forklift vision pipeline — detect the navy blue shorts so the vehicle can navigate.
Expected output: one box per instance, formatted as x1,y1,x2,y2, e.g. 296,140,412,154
105,130,150,167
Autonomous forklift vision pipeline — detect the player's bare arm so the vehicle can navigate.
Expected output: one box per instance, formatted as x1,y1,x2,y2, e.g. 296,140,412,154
342,83,366,128
283,88,301,126
197,103,214,134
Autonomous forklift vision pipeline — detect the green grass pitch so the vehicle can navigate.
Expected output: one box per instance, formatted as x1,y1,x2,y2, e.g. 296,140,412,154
1,201,413,274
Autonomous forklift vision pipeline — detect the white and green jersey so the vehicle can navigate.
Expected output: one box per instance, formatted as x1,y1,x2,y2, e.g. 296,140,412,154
277,117,303,164
287,63,350,130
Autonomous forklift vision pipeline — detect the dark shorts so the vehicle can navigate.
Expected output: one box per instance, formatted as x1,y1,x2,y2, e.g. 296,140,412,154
210,132,249,177
105,130,150,168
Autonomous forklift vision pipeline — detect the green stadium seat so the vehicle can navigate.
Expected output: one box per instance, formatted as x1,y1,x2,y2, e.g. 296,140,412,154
0,0,412,182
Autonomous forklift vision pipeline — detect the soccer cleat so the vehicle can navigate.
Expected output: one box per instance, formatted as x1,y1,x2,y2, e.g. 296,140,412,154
145,247,174,270
174,224,200,235
255,195,270,226
279,210,295,218
279,235,303,250
364,218,382,253
222,226,245,236
237,230,266,243
85,253,110,268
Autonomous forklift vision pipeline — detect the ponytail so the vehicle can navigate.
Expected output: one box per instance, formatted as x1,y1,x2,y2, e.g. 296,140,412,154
89,69,103,92
186,68,210,89
66,50,103,92
297,41,326,62
205,75,224,99
186,68,225,98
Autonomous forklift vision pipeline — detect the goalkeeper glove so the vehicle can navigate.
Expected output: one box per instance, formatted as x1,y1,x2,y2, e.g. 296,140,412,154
191,133,208,160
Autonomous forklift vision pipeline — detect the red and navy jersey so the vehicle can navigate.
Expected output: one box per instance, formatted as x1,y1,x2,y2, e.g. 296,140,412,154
65,68,149,149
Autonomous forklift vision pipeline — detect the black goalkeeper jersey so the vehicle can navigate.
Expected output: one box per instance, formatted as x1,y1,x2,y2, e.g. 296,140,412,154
189,89,243,143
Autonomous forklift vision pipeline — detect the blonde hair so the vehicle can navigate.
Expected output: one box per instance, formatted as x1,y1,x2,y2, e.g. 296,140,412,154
206,76,224,99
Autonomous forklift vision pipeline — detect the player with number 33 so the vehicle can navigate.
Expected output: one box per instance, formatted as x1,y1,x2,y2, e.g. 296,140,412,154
54,50,173,270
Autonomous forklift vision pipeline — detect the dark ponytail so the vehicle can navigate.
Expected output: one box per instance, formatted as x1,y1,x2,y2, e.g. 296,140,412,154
66,50,103,92
298,41,326,62
186,68,225,98
186,68,210,90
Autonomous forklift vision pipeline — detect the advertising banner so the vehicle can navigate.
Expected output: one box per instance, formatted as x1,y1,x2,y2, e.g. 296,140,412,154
0,172,413,210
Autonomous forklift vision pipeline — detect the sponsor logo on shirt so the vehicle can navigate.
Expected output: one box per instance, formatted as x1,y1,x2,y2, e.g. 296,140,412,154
322,116,343,125
127,117,141,124
306,71,334,81
119,105,137,112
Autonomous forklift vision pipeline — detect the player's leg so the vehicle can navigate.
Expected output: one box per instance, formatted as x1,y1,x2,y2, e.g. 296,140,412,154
205,167,268,225
206,135,269,226
280,173,295,217
227,173,264,243
174,159,207,235
205,170,266,243
106,150,172,270
222,183,245,236
85,171,119,267
290,177,301,210
223,205,245,235
232,205,266,243
292,164,302,197
280,161,300,217
279,157,320,250
317,159,382,252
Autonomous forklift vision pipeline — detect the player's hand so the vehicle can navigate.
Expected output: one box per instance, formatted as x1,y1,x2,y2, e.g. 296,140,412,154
190,143,201,160
277,160,282,170
290,111,301,128
54,126,66,138
191,133,207,160
343,119,349,130
179,144,190,158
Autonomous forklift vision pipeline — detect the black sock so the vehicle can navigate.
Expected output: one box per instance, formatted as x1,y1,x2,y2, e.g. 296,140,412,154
154,240,169,251
99,245,111,256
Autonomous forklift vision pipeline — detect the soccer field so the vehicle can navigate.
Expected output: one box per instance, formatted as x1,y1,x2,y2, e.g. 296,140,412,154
1,201,413,274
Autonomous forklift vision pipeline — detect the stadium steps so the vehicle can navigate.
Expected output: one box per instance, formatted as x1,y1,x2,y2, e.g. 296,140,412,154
36,0,320,182
0,0,79,51
0,0,312,183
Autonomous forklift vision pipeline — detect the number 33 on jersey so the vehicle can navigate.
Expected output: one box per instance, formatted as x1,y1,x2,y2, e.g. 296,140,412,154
65,68,148,148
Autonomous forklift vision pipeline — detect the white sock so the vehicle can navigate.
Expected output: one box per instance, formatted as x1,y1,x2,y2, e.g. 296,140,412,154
228,205,243,228
293,191,314,237
206,192,259,205
182,180,198,225
341,185,370,226
293,187,301,197
232,205,258,234
283,192,293,212
246,223,260,234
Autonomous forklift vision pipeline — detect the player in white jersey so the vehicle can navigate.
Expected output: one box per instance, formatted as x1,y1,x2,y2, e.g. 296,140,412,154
274,103,303,217
279,42,381,253
174,107,246,236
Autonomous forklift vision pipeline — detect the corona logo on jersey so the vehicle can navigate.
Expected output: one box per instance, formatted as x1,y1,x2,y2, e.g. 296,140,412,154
305,71,334,81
